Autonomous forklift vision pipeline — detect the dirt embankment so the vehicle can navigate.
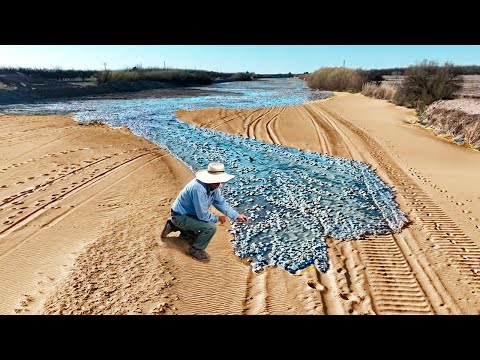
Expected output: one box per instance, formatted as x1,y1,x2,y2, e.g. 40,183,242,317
424,98,480,149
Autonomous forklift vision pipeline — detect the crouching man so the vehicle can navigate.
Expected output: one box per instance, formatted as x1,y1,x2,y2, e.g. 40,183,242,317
161,162,248,262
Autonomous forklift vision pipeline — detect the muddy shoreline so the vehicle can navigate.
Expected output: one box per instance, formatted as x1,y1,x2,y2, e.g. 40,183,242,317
0,81,229,105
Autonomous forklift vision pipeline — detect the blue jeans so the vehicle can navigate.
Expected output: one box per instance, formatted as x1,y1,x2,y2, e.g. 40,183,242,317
171,214,217,250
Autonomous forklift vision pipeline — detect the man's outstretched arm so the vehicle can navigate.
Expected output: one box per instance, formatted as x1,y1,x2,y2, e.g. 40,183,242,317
212,191,248,223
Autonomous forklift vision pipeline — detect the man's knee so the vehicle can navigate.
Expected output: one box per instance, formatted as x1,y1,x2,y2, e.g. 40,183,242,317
204,221,217,235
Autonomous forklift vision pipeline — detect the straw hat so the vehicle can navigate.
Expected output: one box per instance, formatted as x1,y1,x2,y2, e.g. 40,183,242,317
195,162,235,184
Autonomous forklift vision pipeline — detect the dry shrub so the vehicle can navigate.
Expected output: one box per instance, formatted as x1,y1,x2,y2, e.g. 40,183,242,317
362,82,397,101
307,67,366,92
394,60,463,108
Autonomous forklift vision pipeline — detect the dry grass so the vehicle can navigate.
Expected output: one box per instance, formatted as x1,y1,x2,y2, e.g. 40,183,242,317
96,69,213,85
464,121,480,146
306,67,365,92
362,82,397,101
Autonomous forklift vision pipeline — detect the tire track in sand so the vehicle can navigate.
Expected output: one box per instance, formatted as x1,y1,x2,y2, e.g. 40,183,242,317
224,103,472,314
247,107,276,139
264,107,286,145
309,104,478,313
174,101,478,314
0,151,167,258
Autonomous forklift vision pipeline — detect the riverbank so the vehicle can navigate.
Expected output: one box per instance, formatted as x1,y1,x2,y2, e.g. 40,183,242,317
0,80,226,105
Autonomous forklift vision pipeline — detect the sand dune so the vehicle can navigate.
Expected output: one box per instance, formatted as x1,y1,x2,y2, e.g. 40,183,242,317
1,92,479,314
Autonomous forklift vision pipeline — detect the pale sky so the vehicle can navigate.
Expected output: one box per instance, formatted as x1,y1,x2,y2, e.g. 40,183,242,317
1,45,479,74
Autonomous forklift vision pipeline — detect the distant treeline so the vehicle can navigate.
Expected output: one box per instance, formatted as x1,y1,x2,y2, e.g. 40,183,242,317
0,66,305,85
0,67,98,80
100,67,258,85
365,65,480,78
254,73,295,78
0,66,258,85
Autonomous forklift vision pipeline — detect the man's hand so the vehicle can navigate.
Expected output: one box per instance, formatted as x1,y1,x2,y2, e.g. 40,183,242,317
237,214,248,223
218,215,227,224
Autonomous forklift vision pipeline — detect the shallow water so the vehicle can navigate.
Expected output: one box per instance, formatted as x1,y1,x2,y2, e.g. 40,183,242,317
0,79,407,273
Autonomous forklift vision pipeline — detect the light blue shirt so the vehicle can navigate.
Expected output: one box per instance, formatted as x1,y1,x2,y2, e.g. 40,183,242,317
172,179,239,223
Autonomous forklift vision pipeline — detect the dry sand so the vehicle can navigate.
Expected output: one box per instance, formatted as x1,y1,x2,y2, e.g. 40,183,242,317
1,92,479,314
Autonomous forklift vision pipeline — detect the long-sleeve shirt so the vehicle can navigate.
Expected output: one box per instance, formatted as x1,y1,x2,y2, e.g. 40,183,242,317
171,179,239,223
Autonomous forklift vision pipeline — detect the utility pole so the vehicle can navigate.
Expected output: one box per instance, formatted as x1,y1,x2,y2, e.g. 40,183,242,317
103,62,107,71
164,61,166,70
343,60,345,68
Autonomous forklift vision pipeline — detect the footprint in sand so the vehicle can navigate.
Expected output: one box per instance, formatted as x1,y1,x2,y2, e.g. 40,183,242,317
28,177,34,180
456,202,464,206
16,181,24,184
1,185,7,188
42,173,49,177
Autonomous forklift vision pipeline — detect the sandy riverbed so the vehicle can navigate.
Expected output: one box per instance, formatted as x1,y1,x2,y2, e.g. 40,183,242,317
1,92,479,314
